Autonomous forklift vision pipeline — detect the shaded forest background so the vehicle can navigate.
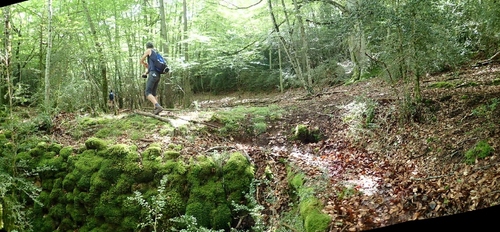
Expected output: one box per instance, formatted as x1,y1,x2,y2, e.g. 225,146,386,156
1,0,498,116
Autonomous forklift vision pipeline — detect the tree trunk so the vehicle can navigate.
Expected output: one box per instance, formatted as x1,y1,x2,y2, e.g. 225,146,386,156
159,0,174,109
292,0,313,94
346,0,368,82
44,0,53,111
82,0,108,111
159,0,168,53
2,6,13,115
181,0,192,108
268,0,308,93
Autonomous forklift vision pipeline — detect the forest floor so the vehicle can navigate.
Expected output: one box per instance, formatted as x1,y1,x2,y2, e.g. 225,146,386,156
52,63,500,231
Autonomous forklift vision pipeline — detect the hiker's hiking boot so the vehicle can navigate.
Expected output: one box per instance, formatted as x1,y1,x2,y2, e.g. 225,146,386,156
153,106,164,115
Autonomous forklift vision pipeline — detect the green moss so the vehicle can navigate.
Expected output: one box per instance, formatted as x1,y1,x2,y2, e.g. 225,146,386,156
15,151,34,167
188,156,218,186
189,179,226,203
38,191,51,209
164,160,187,175
59,146,73,159
304,209,331,232
48,204,66,219
143,145,162,161
49,178,65,204
298,198,331,232
84,137,108,151
185,202,214,228
168,143,183,151
32,217,54,232
122,216,140,230
63,172,78,192
29,147,45,157
292,125,322,143
164,150,181,160
465,140,494,164
211,204,232,230
48,143,63,153
41,179,54,191
102,144,130,159
66,203,86,224
299,198,320,217
112,175,133,194
76,175,91,190
39,155,65,177
97,159,121,182
223,152,254,203
139,160,160,183
429,81,455,89
59,217,75,231
95,204,122,224
90,172,110,193
123,161,142,177
289,172,305,190
164,190,187,218
75,150,102,172
36,141,49,151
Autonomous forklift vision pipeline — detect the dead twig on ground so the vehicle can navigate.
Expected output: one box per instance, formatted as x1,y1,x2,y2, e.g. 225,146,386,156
134,110,218,128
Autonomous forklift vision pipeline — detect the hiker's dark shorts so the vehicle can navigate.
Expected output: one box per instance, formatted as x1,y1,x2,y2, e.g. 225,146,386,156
145,70,160,97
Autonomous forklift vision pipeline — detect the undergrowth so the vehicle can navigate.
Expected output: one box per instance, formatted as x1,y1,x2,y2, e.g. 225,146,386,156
210,105,284,138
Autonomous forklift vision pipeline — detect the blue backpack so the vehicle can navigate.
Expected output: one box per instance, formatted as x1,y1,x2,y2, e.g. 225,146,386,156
151,49,169,74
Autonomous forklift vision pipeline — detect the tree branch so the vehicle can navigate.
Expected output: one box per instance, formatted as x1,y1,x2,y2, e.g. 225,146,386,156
305,0,346,13
220,0,263,9
134,111,219,128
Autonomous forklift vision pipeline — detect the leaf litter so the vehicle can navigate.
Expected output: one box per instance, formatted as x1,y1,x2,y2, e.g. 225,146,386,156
51,64,500,231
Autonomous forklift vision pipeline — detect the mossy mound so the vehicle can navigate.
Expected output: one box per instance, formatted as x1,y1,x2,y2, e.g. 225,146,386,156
9,136,256,232
84,137,108,151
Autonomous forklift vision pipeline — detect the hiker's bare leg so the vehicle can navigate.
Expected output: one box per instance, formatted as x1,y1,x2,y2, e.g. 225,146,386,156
146,94,157,106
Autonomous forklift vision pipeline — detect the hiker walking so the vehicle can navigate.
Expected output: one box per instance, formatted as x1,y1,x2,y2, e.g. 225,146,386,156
139,41,164,115
108,90,115,109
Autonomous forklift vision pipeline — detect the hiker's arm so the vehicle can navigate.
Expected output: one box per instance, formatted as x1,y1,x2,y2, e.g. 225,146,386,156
139,49,151,69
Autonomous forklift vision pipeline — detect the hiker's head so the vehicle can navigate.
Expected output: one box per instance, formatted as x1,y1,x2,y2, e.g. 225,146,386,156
146,42,154,49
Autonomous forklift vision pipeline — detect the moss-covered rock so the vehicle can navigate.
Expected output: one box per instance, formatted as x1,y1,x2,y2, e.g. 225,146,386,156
111,174,134,194
143,144,162,161
187,155,218,187
59,146,73,160
185,201,214,228
90,172,110,194
223,152,254,204
292,124,322,143
211,203,232,230
29,147,45,158
299,198,331,232
164,150,181,160
161,160,188,192
49,178,65,204
59,217,75,231
62,172,78,192
101,144,130,160
96,159,121,182
84,137,108,151
137,160,159,183
164,190,186,218
304,209,331,232
48,143,63,153
48,203,66,220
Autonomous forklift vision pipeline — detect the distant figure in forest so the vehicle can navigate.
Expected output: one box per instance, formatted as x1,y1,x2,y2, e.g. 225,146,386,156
140,41,164,115
108,90,115,109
